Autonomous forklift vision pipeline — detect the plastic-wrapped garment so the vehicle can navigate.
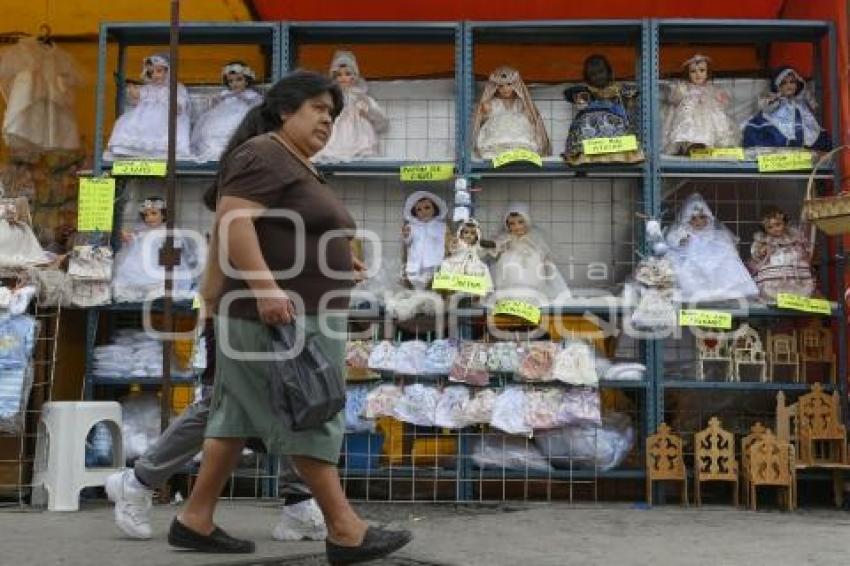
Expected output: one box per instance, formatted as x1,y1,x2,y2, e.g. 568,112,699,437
487,341,523,373
107,82,192,159
524,388,565,430
402,191,449,290
70,280,111,307
534,412,635,471
603,362,646,382
748,225,815,301
0,366,33,433
422,338,458,375
68,245,113,280
393,340,429,375
0,284,36,316
312,51,388,163
191,89,261,162
472,66,550,159
661,81,739,154
552,341,598,386
471,434,553,472
556,388,601,426
364,384,402,419
393,384,439,426
345,385,374,433
0,37,80,154
0,315,37,370
462,388,498,424
517,342,557,382
435,385,470,429
113,227,201,303
345,340,377,380
665,194,758,302
449,342,490,386
367,340,397,372
121,392,161,462
0,200,48,268
490,386,531,436
488,203,570,305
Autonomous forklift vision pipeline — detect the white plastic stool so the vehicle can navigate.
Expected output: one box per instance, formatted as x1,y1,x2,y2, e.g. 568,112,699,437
32,401,124,511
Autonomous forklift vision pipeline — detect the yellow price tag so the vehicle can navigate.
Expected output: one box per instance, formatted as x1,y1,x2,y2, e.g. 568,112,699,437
776,293,831,315
757,151,812,172
112,160,168,176
431,272,490,296
492,149,543,168
400,163,454,182
689,147,745,160
77,177,116,232
493,299,541,324
431,272,455,291
678,309,732,329
582,135,638,155
192,294,202,310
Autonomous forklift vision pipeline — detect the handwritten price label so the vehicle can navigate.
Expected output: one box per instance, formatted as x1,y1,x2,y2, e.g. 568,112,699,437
492,149,543,168
757,152,812,173
400,163,454,182
431,272,489,296
689,147,745,160
776,293,831,315
493,299,541,324
582,135,638,155
112,160,168,176
678,309,732,329
77,177,116,232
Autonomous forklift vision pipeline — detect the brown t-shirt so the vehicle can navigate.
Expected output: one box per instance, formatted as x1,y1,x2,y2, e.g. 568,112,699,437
215,133,356,319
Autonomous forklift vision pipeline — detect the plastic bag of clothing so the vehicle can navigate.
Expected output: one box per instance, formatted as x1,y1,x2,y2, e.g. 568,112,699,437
448,342,490,386
556,387,601,425
393,383,439,426
120,392,161,463
486,341,522,373
0,366,33,433
461,388,498,424
490,386,531,436
422,338,458,375
471,434,553,472
344,385,374,433
552,341,598,386
434,385,470,429
534,412,635,471
524,388,564,430
367,340,397,372
345,340,377,380
517,342,557,382
364,384,402,419
393,340,429,375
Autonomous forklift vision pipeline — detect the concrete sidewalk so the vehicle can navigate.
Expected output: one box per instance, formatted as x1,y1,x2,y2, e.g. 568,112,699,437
2,500,850,565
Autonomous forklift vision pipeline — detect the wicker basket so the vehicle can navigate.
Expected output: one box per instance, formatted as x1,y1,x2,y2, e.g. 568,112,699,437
802,146,850,235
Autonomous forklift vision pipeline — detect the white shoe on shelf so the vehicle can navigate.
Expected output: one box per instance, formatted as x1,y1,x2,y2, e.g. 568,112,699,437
105,468,153,540
272,498,328,541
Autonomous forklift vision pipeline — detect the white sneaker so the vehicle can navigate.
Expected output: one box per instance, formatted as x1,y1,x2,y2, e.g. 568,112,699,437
105,469,153,540
272,498,328,541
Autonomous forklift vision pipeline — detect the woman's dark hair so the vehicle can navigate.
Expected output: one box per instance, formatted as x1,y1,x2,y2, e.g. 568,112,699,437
583,54,613,86
204,70,344,210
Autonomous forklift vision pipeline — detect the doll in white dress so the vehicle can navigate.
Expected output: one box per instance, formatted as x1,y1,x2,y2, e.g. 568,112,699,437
747,207,815,301
0,197,48,267
401,191,451,290
665,194,758,303
488,203,570,305
112,198,201,303
191,61,261,162
662,54,740,155
472,66,550,159
438,219,493,296
312,50,388,163
106,53,192,159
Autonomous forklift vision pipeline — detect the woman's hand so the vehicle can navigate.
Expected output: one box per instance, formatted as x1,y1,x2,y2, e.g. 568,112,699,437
256,286,296,326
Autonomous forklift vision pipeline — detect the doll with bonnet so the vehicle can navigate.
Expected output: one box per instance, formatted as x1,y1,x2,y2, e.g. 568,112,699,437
487,203,570,305
742,66,830,151
438,218,493,296
401,190,452,290
312,50,388,163
748,206,815,301
472,66,551,159
665,193,758,302
662,54,740,155
106,53,192,159
191,61,262,162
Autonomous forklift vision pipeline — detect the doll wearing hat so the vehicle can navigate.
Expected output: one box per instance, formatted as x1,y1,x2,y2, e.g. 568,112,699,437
401,191,453,290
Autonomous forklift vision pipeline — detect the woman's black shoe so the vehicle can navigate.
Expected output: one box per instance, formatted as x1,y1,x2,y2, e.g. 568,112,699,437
326,526,413,565
167,517,256,554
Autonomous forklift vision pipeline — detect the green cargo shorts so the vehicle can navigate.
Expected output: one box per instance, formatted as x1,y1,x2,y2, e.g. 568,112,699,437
205,314,347,464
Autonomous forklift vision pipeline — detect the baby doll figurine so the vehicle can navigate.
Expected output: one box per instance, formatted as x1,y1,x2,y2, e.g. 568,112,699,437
665,194,758,303
106,53,192,159
742,66,830,151
112,197,201,303
472,66,551,159
191,61,262,162
438,219,494,295
662,54,740,155
402,191,451,290
748,207,815,301
488,203,570,305
312,50,388,163
562,54,644,165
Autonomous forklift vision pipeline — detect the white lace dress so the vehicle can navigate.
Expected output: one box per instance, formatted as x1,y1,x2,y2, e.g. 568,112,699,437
191,89,261,162
662,82,740,154
490,233,570,304
112,227,200,302
476,97,540,159
107,82,192,159
312,87,388,163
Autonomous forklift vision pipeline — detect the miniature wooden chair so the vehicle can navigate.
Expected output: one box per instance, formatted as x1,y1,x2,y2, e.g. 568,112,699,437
745,430,795,511
731,324,766,383
696,332,732,382
799,322,836,384
767,331,799,383
796,383,847,465
740,422,769,507
646,423,688,506
694,417,738,506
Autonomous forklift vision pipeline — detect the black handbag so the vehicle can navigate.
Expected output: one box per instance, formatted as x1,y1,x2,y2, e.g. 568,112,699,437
268,323,346,431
